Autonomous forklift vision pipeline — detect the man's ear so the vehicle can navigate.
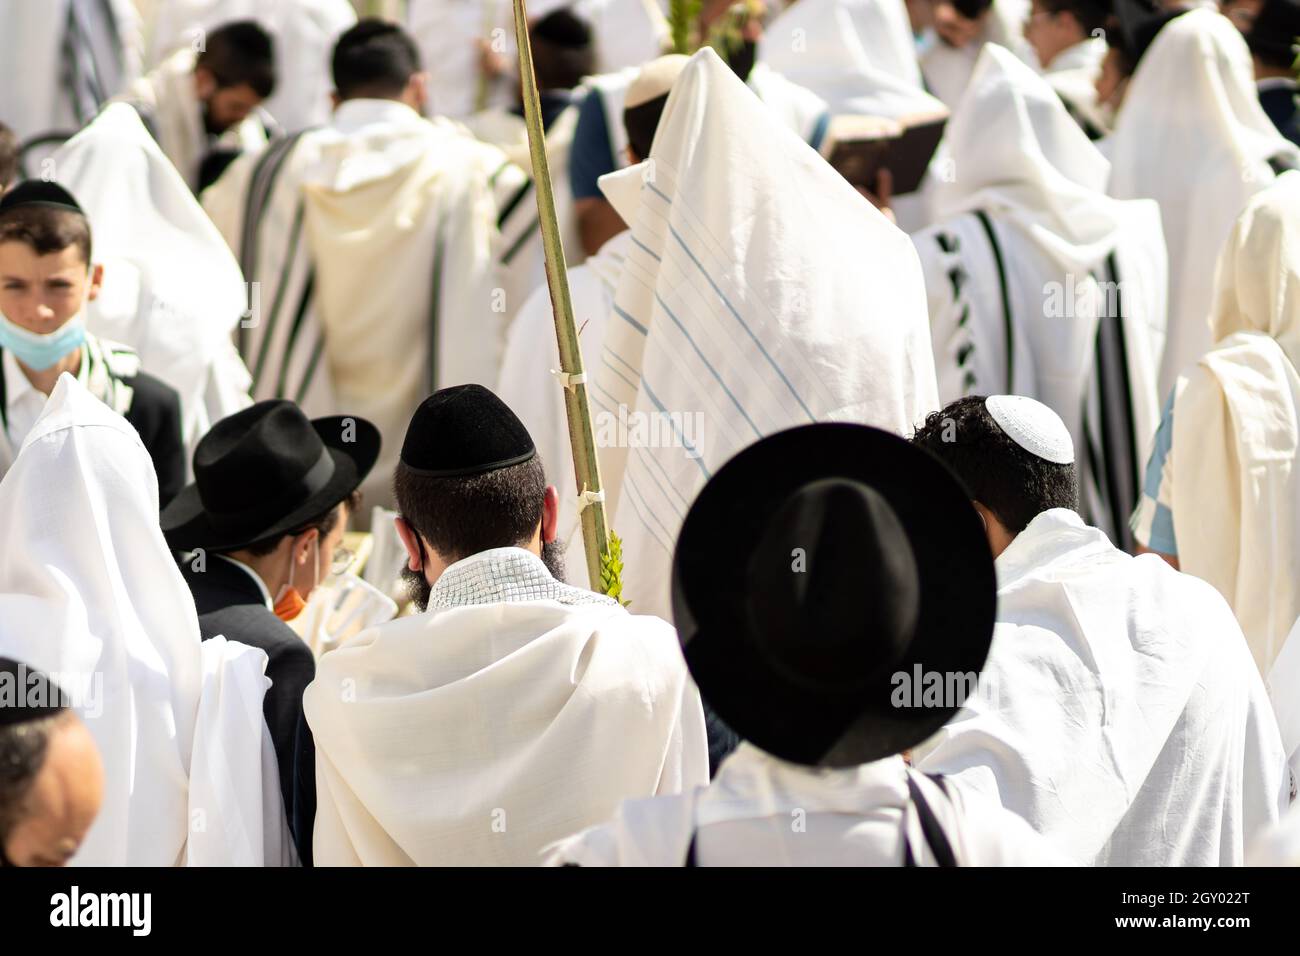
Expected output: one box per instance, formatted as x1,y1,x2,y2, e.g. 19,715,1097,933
394,515,424,571
404,72,430,114
541,485,560,544
294,527,320,564
87,263,104,302
194,66,216,101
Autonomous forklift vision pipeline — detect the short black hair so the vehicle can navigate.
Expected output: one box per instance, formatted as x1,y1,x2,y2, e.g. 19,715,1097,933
952,0,994,19
1104,7,1185,78
332,18,422,101
394,455,547,563
236,489,362,558
531,9,595,91
0,713,66,849
0,123,17,191
0,204,92,266
1040,0,1111,36
910,396,1079,534
624,93,670,163
197,20,277,99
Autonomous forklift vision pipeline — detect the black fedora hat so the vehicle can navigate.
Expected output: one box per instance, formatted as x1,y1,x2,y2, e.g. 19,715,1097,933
671,423,996,769
161,400,381,552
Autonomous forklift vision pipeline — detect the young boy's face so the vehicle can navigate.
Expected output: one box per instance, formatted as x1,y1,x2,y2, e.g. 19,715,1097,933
0,241,102,335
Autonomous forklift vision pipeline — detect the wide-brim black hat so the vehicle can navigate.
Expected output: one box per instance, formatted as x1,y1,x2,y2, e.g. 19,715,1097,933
671,423,996,769
162,402,381,553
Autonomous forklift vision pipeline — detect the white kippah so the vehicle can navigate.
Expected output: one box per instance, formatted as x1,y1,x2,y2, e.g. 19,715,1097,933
625,54,691,110
985,395,1074,464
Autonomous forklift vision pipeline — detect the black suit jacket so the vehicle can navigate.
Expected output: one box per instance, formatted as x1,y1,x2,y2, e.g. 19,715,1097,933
122,368,186,508
181,556,315,856
1261,84,1300,149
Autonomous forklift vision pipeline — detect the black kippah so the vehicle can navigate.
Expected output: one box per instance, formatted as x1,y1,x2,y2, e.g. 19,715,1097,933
0,180,86,217
0,658,70,728
400,384,537,478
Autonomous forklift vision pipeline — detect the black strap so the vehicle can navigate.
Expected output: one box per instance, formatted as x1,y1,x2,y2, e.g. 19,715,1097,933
904,772,958,868
973,210,1014,393
1087,253,1139,550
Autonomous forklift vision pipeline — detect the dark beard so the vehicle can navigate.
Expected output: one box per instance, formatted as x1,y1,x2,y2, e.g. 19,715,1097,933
541,539,566,582
401,566,433,613
724,39,757,83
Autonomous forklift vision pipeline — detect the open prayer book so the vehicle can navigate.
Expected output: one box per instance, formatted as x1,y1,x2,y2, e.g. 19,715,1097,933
819,110,949,196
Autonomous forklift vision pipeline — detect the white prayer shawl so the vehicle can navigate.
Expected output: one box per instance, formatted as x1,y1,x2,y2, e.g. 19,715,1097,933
1268,616,1300,783
142,0,357,133
0,0,142,145
591,49,939,620
913,509,1288,867
1106,9,1300,399
1249,799,1300,865
1170,171,1300,675
544,744,1066,866
1042,36,1108,137
305,547,709,866
202,99,512,510
919,0,1035,109
913,44,1165,548
464,102,586,326
51,104,253,466
759,0,924,97
0,376,290,866
115,47,269,191
496,169,639,590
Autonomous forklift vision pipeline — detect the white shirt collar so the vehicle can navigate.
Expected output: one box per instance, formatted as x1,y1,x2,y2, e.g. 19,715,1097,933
330,98,425,136
214,554,275,610
1258,76,1299,93
696,743,909,826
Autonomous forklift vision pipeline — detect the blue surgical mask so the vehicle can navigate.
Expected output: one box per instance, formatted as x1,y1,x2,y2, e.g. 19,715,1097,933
0,310,87,371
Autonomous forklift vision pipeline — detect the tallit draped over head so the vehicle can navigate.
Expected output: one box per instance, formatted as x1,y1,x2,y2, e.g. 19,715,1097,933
1172,171,1300,675
590,47,940,619
1106,8,1300,398
758,0,925,102
0,375,288,866
52,104,254,459
918,43,1165,546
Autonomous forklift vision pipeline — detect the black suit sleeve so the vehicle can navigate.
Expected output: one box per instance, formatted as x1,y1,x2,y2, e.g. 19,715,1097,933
123,370,187,509
264,638,316,835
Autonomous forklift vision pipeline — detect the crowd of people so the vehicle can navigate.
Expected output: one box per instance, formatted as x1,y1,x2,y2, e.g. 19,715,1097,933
0,0,1298,868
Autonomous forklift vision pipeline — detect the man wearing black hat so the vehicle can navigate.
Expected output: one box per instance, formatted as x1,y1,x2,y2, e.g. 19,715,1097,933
546,422,1060,866
1248,0,1300,146
162,399,380,847
0,659,104,867
303,384,708,866
0,180,186,504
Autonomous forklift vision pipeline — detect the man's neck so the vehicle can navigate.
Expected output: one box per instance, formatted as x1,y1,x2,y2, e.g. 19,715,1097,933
223,549,285,601
16,348,81,396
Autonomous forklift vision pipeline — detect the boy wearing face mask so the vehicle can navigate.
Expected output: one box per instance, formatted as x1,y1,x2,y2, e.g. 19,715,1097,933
0,181,185,505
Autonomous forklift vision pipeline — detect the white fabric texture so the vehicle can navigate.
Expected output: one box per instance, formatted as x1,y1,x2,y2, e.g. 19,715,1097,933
544,743,1066,866
143,0,357,133
1268,615,1300,784
497,229,633,591
919,0,1035,108
115,47,269,190
305,546,709,866
1170,171,1300,675
51,103,254,465
1042,36,1107,135
759,0,924,100
1106,8,1300,399
203,99,510,511
913,43,1165,542
0,0,142,143
0,375,289,866
913,509,1288,866
591,48,940,619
